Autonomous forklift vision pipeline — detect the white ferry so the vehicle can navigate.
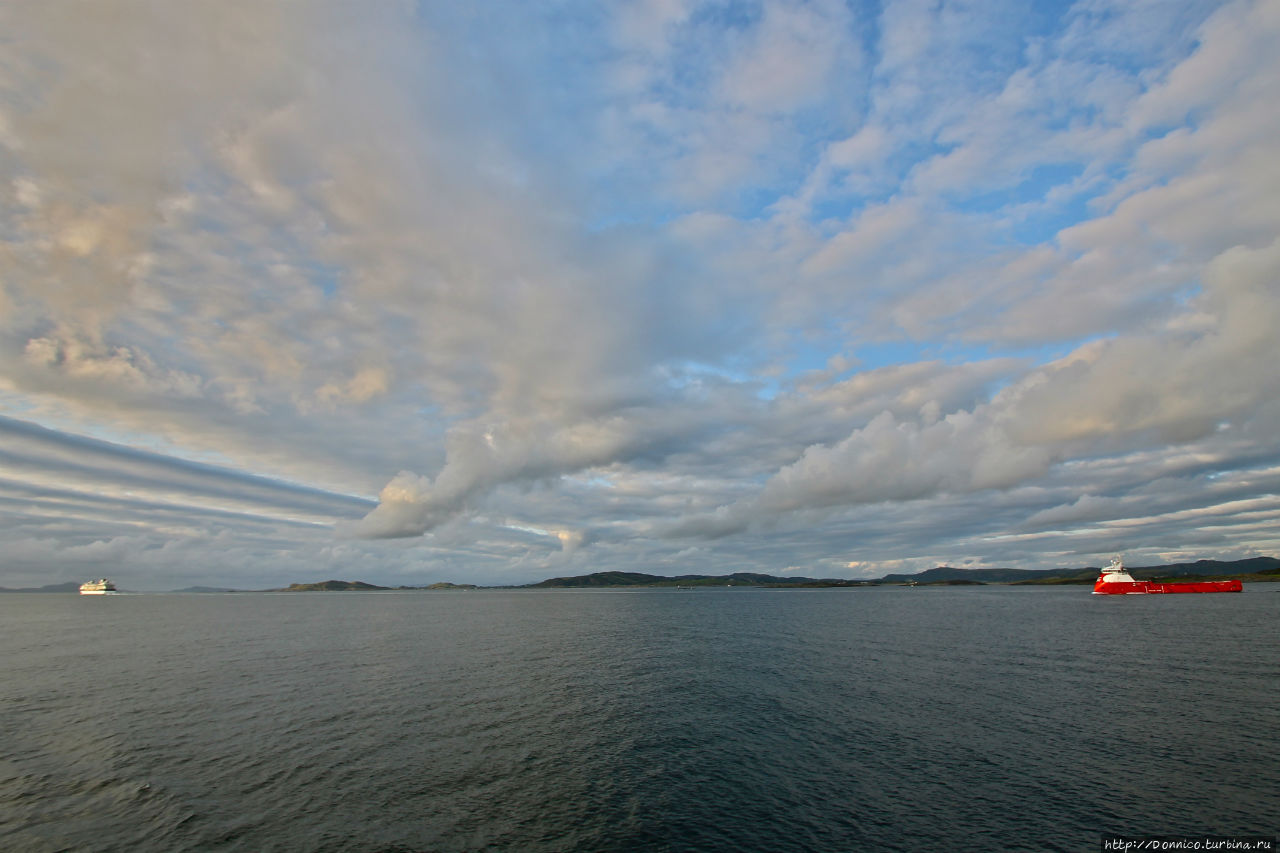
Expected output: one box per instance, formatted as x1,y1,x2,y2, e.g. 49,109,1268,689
79,578,117,595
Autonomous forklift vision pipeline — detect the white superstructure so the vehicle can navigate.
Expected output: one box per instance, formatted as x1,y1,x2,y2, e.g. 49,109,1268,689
1098,556,1137,584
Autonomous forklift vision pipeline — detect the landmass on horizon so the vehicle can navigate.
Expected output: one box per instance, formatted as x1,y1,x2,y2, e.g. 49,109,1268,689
8,558,1276,593
268,558,1280,590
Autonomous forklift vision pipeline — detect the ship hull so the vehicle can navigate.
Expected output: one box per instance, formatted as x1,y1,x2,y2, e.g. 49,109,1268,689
1093,579,1243,594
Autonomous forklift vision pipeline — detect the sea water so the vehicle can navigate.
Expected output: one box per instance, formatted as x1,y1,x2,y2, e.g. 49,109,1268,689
2,585,1277,852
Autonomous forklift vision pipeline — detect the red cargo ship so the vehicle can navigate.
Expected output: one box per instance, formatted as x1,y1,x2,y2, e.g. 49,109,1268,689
1092,557,1242,595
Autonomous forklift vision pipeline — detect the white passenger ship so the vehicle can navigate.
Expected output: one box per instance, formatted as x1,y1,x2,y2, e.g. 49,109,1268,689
79,579,117,595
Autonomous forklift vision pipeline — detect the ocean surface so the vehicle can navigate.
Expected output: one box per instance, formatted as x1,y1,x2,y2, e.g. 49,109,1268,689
2,585,1277,852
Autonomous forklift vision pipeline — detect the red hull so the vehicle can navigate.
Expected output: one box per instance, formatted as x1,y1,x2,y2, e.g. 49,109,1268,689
1093,578,1243,594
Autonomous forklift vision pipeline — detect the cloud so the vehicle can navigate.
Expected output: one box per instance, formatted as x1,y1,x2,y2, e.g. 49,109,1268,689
1006,238,1280,446
314,367,390,409
601,0,866,206
663,407,1055,540
23,332,205,398
667,229,1280,541
2,1,1279,588
717,0,858,114
0,414,374,521
342,407,698,539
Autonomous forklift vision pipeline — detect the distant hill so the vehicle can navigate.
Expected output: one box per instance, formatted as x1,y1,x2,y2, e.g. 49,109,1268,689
521,557,1280,589
0,582,81,593
278,580,390,591
1132,557,1280,579
883,557,1280,585
165,581,476,592
58,556,1274,596
879,567,1089,584
527,571,865,588
528,571,665,587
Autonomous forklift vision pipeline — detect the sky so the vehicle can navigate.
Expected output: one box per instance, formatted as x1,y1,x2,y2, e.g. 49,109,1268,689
2,0,1279,590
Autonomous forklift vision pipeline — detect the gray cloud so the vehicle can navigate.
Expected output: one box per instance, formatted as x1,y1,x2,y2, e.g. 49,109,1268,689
664,232,1280,542
0,415,373,522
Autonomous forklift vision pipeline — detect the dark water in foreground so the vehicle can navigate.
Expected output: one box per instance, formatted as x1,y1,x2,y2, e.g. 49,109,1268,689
2,586,1277,852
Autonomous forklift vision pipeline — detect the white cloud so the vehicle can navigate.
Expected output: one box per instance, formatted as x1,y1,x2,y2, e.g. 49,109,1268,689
667,230,1280,542
23,332,205,398
718,0,857,114
2,0,1278,588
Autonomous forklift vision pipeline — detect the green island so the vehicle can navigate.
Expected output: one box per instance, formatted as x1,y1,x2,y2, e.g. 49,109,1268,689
274,580,478,592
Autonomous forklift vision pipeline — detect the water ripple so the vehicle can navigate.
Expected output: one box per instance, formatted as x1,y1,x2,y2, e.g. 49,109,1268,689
2,587,1277,851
